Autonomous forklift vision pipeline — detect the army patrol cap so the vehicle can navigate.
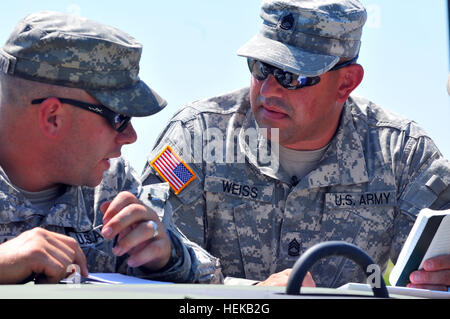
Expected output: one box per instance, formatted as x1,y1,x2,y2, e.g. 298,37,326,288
0,11,167,117
237,0,367,77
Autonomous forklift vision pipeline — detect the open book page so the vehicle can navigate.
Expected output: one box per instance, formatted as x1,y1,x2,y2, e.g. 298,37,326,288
388,212,429,285
419,215,450,269
389,209,450,286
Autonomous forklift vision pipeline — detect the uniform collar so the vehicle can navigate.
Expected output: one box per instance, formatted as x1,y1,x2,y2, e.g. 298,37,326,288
238,108,289,183
239,97,369,188
46,186,94,232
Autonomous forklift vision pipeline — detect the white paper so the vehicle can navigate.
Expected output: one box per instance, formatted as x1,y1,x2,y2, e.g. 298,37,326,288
85,273,171,285
419,215,450,269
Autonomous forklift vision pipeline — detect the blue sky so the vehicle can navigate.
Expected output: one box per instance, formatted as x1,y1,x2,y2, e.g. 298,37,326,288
1,1,449,173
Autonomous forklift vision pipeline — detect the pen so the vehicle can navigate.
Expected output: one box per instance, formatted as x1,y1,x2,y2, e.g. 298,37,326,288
92,224,118,246
92,224,103,231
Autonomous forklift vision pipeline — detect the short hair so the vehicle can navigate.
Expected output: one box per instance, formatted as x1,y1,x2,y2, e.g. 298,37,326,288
0,73,80,109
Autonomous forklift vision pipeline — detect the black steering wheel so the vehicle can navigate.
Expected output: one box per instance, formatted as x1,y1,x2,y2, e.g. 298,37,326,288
285,241,389,298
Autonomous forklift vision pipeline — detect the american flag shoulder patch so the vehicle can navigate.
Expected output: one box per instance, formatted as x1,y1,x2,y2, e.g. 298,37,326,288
150,145,196,195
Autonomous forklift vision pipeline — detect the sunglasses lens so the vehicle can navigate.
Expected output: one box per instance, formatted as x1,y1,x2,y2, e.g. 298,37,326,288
249,60,269,81
273,69,295,87
114,114,131,132
249,59,298,88
247,59,320,90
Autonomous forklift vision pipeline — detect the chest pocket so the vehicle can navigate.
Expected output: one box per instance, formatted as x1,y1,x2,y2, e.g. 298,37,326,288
204,175,277,280
318,190,396,287
276,189,397,287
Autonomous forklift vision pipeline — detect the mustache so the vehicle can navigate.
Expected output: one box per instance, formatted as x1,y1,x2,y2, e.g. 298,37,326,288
259,96,290,114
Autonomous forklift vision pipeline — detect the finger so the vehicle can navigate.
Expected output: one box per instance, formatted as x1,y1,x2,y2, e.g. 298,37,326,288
31,230,88,277
278,269,292,276
117,224,135,242
125,241,149,267
126,240,148,258
71,246,89,278
407,283,448,292
101,192,139,225
48,233,89,277
113,220,160,256
102,203,149,240
303,272,316,288
256,269,292,287
36,263,80,284
43,239,87,280
31,247,71,284
410,269,450,286
423,255,450,271
111,224,134,256
100,201,111,215
126,239,170,270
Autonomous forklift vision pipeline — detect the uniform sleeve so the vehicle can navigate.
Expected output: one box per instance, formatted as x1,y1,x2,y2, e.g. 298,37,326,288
390,134,450,263
103,157,223,283
141,119,208,248
130,183,223,284
139,171,224,284
140,117,225,282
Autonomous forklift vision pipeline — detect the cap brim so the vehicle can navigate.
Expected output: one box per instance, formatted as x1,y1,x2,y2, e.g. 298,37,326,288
237,34,340,77
87,80,167,117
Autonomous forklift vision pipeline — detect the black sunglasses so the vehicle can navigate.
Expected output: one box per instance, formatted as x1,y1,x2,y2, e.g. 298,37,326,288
31,98,131,133
247,55,359,90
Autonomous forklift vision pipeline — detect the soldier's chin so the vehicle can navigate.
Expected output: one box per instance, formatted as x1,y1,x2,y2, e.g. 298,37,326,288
260,126,281,143
84,170,107,188
82,178,103,188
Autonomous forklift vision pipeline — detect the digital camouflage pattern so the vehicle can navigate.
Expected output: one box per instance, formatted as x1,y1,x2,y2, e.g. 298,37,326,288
0,11,166,117
0,157,222,283
142,88,450,287
237,0,367,76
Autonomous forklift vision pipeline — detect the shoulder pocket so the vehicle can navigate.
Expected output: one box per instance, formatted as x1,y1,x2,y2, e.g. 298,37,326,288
400,158,450,217
147,139,204,206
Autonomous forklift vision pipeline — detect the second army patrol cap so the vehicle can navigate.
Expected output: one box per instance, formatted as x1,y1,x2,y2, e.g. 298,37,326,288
237,0,367,77
0,11,167,117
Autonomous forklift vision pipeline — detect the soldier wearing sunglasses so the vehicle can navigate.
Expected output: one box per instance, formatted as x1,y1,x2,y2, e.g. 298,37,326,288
0,11,221,284
142,0,450,290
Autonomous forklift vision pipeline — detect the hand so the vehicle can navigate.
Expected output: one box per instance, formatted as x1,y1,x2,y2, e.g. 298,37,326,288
256,269,316,287
408,254,450,291
100,191,171,271
0,227,88,284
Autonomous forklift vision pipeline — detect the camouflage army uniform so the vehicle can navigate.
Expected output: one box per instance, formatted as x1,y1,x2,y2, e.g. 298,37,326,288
0,157,221,283
142,88,450,287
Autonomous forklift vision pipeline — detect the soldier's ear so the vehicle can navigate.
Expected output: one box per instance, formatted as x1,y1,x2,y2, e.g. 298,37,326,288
336,64,364,104
37,98,65,138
